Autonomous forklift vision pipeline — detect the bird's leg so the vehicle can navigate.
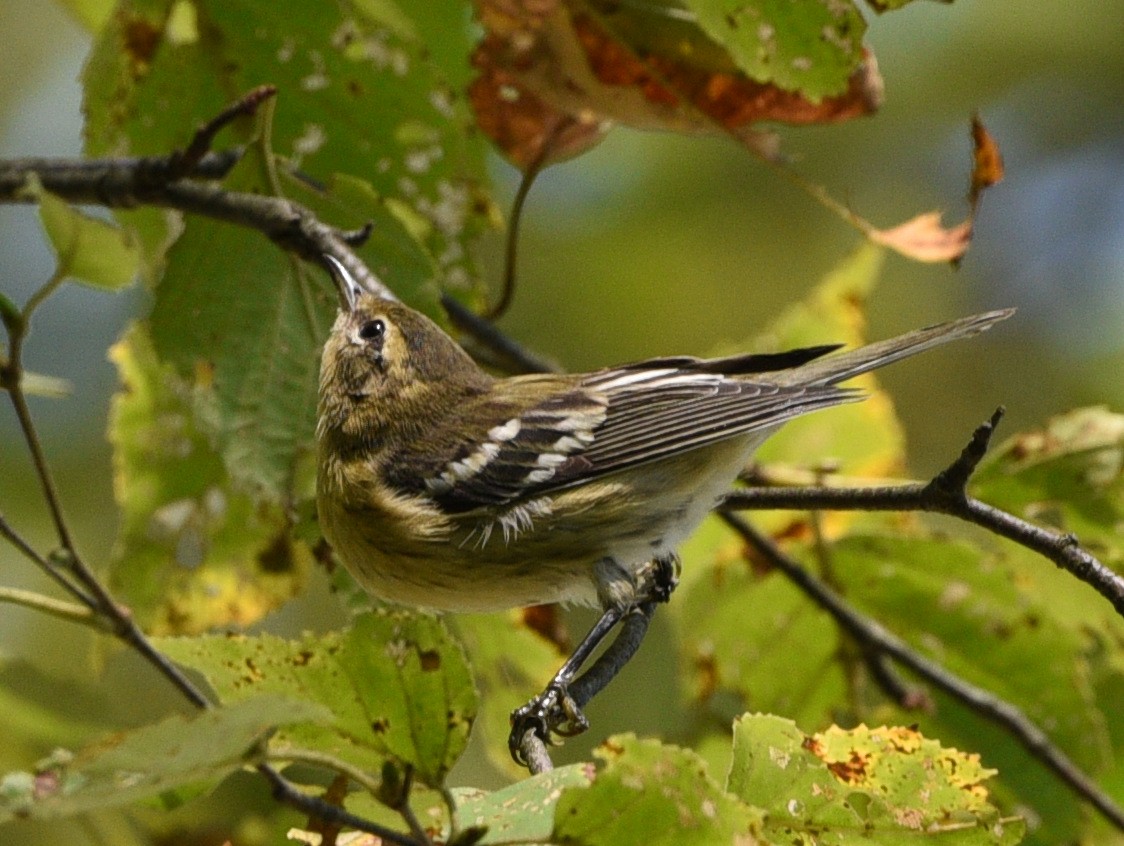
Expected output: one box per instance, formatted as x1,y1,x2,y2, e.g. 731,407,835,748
508,554,680,764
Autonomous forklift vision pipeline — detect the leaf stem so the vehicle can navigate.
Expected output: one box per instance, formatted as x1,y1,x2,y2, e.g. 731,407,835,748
268,744,384,799
0,585,105,628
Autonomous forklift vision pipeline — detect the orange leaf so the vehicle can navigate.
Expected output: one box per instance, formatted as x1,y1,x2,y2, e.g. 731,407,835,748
467,1,882,169
468,39,610,170
871,116,1004,264
969,113,1005,208
870,212,973,264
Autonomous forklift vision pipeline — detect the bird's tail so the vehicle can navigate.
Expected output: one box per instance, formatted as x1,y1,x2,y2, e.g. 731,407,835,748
771,308,1015,387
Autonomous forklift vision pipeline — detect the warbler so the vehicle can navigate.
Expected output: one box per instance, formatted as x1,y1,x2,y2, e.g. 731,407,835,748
315,255,1010,758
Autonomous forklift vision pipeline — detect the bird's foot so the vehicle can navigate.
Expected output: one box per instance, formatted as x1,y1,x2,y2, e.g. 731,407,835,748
508,680,589,765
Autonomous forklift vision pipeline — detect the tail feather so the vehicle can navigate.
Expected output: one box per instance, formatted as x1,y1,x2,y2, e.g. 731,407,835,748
772,308,1015,387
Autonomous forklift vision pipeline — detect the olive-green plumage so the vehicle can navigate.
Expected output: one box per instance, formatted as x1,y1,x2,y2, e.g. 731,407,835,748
315,261,1012,618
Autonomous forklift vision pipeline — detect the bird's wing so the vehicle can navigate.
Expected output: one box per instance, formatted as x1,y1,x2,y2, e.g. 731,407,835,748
411,365,855,514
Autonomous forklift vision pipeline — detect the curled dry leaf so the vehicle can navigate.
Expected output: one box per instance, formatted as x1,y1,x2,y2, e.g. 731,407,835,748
470,0,883,169
870,212,973,264
969,112,1005,209
872,115,1005,264
468,41,611,171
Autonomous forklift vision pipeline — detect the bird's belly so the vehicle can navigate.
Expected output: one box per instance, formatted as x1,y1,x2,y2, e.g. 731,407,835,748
318,489,606,612
318,433,767,613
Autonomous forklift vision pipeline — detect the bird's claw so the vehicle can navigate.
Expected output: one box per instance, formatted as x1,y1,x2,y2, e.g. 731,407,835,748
509,681,589,764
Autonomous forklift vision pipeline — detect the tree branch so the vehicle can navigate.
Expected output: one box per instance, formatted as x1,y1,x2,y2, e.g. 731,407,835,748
722,409,1124,619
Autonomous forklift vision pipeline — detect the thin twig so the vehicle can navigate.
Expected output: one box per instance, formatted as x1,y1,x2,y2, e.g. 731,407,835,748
518,728,556,776
268,745,433,843
483,153,545,321
4,281,76,553
169,84,277,179
390,767,435,846
723,410,1124,618
442,294,557,375
256,763,422,846
0,513,96,607
0,585,105,629
720,511,1124,832
0,155,393,301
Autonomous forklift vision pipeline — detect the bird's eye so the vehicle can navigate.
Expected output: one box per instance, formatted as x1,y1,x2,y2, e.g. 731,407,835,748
359,319,385,342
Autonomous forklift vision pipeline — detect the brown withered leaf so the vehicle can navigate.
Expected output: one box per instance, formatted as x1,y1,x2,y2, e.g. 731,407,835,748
468,39,611,171
571,11,882,130
469,0,882,168
872,115,1004,264
969,113,1005,209
870,212,973,264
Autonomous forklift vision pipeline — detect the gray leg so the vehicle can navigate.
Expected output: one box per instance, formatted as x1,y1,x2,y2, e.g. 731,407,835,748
508,554,679,765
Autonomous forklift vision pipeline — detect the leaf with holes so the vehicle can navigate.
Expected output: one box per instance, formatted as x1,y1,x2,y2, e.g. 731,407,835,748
108,324,309,633
155,610,477,786
727,714,1023,845
552,734,759,844
0,696,328,823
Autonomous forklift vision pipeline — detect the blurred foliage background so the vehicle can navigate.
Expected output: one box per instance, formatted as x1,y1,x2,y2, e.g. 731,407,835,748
0,0,1122,842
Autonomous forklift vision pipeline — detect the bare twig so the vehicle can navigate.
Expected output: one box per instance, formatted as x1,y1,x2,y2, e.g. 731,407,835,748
256,764,421,846
483,152,546,321
517,727,556,776
0,154,393,301
721,410,1124,619
387,767,435,846
720,511,1124,832
169,84,277,179
0,513,96,607
268,746,434,844
442,293,557,375
0,585,105,629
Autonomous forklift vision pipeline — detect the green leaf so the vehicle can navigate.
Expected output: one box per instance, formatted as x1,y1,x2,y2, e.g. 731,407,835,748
452,614,563,777
727,715,1023,845
37,191,139,290
83,0,489,291
147,202,328,498
107,324,309,634
971,407,1124,571
55,0,115,32
155,610,477,786
673,534,847,729
83,0,493,499
452,764,591,845
0,696,328,823
836,535,1109,774
553,735,759,844
834,534,1108,843
682,0,868,100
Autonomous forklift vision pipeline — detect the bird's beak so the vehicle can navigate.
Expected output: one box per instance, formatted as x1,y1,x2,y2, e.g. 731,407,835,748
323,254,361,312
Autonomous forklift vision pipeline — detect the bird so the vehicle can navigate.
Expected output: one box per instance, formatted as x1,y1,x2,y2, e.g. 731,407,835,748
314,254,1011,763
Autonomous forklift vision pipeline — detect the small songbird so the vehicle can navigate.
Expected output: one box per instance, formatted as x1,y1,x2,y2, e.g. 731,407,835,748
315,255,1011,762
